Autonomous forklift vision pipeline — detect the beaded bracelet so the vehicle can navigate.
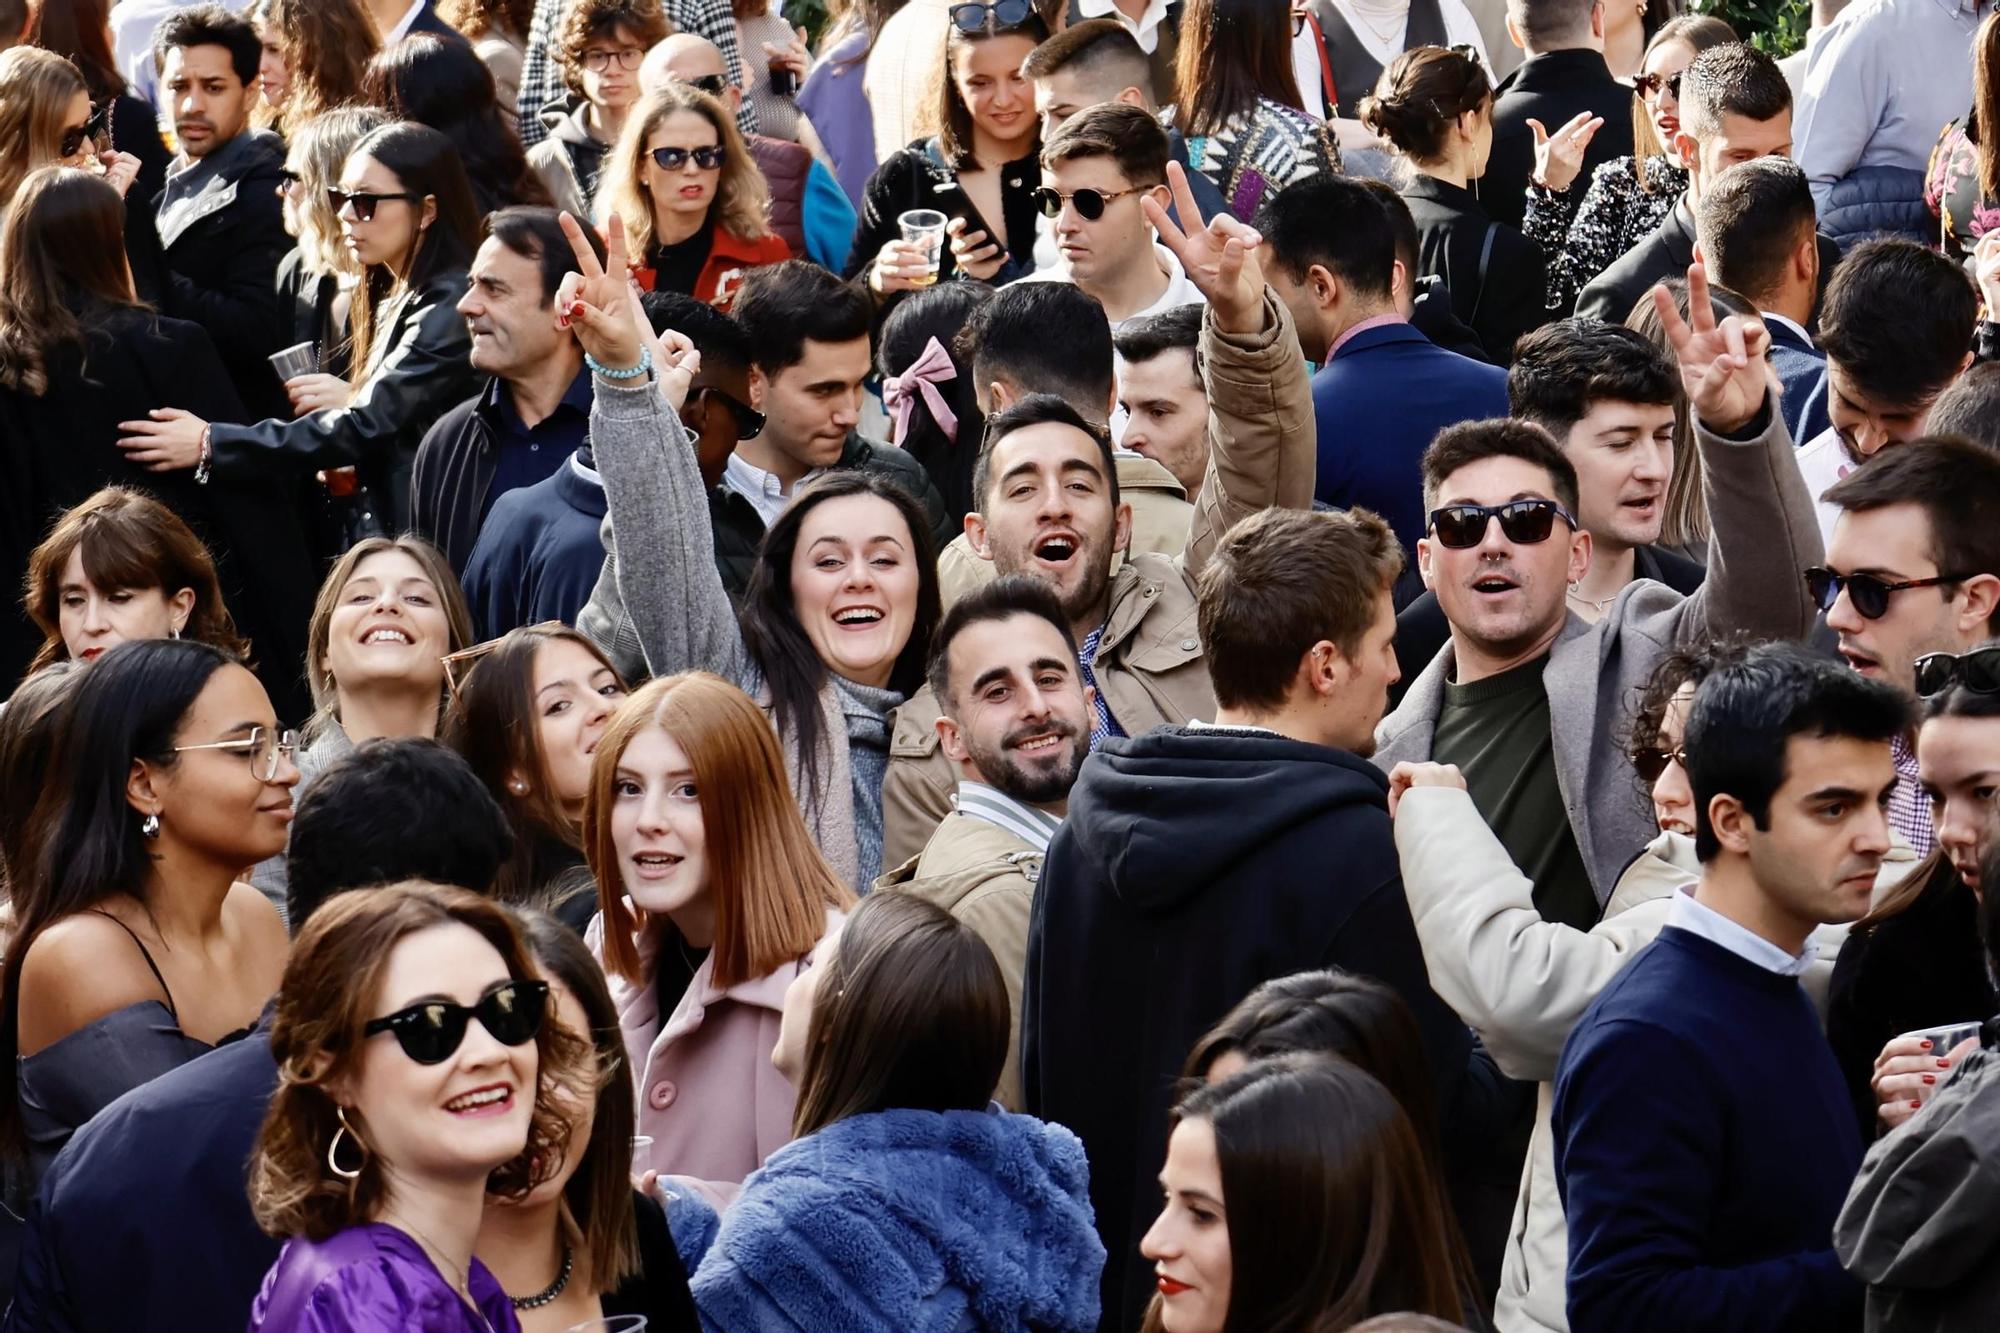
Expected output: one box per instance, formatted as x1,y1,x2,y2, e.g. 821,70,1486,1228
194,425,213,485
584,345,653,380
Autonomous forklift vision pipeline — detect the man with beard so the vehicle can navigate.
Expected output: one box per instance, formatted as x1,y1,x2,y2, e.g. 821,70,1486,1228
881,163,1316,864
875,576,1093,1110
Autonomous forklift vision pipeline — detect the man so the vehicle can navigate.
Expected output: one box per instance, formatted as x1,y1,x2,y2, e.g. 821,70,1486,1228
876,576,1094,1111
518,0,751,143
412,208,604,574
1112,304,1209,502
5,741,513,1333
1553,644,1903,1331
1925,363,2000,455
151,5,291,421
1795,239,1978,542
1793,0,1977,248
112,0,253,106
528,0,668,218
883,174,1315,865
1065,0,1179,104
1025,503,1497,1331
1483,0,1636,230
1356,175,1492,362
1578,43,1823,324
1035,103,1205,329
1694,157,1829,444
641,33,857,271
1377,270,1821,929
1818,440,2000,859
1257,173,1507,556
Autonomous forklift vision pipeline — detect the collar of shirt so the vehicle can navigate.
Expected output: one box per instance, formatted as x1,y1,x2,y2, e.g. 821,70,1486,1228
1074,0,1175,49
1329,312,1409,359
953,780,1063,853
1667,886,1817,976
385,0,427,44
722,452,822,528
1760,310,1813,349
486,365,594,435
569,449,602,488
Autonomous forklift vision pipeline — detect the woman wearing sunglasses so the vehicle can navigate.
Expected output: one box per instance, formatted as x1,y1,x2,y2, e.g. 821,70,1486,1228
247,882,588,1332
0,48,148,281
598,81,789,307
119,122,481,542
29,0,174,201
0,640,295,1187
1524,16,1734,314
848,2,1047,297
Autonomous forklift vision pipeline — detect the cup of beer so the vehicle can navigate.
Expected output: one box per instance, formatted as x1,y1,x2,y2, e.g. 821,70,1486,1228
897,209,949,287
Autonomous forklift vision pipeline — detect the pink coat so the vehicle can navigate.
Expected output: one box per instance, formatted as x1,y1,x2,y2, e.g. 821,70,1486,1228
591,909,843,1204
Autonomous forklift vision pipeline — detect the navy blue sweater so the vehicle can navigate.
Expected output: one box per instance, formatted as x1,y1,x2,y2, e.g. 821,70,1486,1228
1552,925,1864,1332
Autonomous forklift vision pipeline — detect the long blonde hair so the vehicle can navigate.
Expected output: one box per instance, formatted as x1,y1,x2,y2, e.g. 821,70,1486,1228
596,84,771,251
286,105,391,281
0,48,86,216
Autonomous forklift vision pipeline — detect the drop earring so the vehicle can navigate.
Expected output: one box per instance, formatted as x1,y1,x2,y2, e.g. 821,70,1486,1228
140,812,161,839
327,1105,366,1181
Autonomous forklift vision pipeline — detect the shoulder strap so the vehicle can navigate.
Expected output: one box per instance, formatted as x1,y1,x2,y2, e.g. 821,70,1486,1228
85,909,178,1021
1467,221,1499,326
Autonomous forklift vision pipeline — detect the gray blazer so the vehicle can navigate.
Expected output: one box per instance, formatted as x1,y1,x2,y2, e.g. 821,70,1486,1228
1374,398,1824,904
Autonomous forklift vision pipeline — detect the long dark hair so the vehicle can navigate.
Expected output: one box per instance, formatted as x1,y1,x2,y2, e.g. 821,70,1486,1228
257,0,375,138
0,638,236,1155
877,281,993,525
28,0,123,101
362,34,552,217
341,121,482,376
0,661,82,905
1173,0,1304,137
0,167,138,394
739,471,942,799
935,11,1048,168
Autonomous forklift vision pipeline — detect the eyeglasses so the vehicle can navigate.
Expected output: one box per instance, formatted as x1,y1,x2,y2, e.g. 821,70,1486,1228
949,0,1034,31
172,725,301,782
329,188,423,221
1032,184,1156,220
364,979,550,1065
1634,70,1684,101
1630,743,1690,784
59,101,113,159
1804,566,1966,621
1426,499,1577,550
581,46,646,72
694,385,765,440
679,73,730,97
1914,646,2000,697
651,145,726,172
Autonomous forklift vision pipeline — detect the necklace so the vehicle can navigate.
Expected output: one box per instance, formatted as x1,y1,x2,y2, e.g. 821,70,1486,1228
510,1241,575,1310
1567,586,1619,614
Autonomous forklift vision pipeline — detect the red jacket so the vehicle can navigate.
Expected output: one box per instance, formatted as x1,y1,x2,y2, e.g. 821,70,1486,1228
635,226,791,309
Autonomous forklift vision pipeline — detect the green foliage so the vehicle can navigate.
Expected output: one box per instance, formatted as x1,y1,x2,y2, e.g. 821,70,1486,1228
787,0,834,47
1694,0,1812,56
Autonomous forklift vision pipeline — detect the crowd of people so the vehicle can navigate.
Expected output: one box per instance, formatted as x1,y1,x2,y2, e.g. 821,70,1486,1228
0,0,1999,1327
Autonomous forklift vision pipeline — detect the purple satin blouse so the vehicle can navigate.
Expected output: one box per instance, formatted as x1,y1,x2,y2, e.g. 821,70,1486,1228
247,1223,521,1332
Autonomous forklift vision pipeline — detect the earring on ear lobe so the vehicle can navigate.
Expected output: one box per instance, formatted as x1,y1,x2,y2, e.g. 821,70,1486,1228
509,778,529,796
327,1105,367,1182
140,812,161,839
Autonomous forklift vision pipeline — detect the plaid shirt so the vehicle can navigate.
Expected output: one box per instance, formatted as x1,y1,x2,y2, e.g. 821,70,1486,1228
1889,731,1935,858
1077,623,1126,749
517,0,757,147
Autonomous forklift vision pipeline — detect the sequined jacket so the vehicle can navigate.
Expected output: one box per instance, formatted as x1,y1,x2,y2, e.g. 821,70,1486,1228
1183,97,1342,222
1524,153,1686,314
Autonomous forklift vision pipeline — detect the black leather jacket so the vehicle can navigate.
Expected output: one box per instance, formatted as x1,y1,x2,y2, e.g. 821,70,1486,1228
206,269,475,533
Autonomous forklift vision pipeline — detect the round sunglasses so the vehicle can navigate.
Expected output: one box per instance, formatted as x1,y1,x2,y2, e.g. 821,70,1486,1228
1804,566,1967,621
1032,184,1155,220
1426,499,1576,550
1634,70,1684,101
363,978,549,1065
1913,645,2000,698
1630,743,1690,785
652,145,726,172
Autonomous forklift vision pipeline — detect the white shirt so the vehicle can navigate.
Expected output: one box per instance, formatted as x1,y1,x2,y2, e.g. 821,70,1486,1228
1111,243,1206,333
383,0,428,45
1074,0,1176,53
1321,0,1490,72
1794,426,1853,547
721,453,822,529
864,0,954,162
1667,885,1818,977
1761,311,1814,350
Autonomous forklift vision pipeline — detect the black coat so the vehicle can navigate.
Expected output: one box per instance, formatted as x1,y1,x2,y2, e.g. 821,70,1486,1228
1402,175,1548,365
0,306,316,722
1482,48,1637,231
1580,204,1845,329
1021,726,1506,1333
110,92,173,205
845,139,1041,289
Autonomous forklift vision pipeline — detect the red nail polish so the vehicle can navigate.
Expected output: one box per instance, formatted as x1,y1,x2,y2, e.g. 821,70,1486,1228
1920,1039,1934,1050
1939,1058,1952,1068
1923,1074,1937,1084
1911,1099,1923,1109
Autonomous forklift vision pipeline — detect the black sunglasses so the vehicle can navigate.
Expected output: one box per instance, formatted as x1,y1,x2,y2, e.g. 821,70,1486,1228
949,0,1033,31
329,188,423,222
1634,70,1684,100
59,101,113,159
695,385,765,440
1804,566,1966,621
651,145,726,171
1427,499,1576,550
1630,743,1690,784
363,979,549,1065
681,73,730,97
1032,184,1155,220
1914,646,2000,698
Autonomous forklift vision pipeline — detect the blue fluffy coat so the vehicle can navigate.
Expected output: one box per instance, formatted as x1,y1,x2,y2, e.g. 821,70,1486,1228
689,1106,1105,1332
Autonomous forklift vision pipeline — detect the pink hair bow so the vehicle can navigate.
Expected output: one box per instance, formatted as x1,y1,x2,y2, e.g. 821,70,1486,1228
882,336,959,446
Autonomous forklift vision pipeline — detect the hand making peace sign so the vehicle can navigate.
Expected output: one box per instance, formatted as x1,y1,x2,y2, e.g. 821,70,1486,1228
1649,261,1772,436
554,211,702,412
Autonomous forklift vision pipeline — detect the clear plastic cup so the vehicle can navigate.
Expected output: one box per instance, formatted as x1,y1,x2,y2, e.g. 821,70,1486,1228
630,1135,653,1171
897,208,948,287
268,340,319,383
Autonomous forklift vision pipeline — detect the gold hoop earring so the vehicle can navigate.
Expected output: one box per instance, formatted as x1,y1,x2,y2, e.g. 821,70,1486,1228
327,1105,366,1181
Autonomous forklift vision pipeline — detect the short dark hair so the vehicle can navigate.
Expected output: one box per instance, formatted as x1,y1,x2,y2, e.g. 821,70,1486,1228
1112,302,1202,366
1199,508,1403,711
1924,363,2000,455
1254,175,1397,303
1694,157,1816,306
1356,176,1419,272
485,206,604,304
730,260,873,373
1421,418,1580,516
956,282,1115,418
153,2,259,84
1823,437,2000,634
1683,641,1908,861
926,575,1079,710
639,288,754,373
285,739,514,928
1678,42,1792,141
1818,239,1978,409
1021,18,1154,101
1041,99,1169,185
1507,319,1678,439
974,392,1119,513
1504,0,1599,53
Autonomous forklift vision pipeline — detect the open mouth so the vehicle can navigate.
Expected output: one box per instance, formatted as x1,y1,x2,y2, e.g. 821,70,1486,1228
1470,574,1518,596
1837,644,1879,674
1621,494,1660,513
1034,533,1078,566
444,1085,514,1115
632,851,682,878
362,626,413,646
832,607,884,629
1010,732,1065,754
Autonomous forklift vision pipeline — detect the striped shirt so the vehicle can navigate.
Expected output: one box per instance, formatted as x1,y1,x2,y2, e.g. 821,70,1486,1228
954,781,1063,853
517,0,756,147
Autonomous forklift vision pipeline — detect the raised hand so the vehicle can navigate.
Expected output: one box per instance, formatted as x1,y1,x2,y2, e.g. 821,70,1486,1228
555,211,646,373
1141,160,1265,335
1649,261,1772,436
1528,112,1603,193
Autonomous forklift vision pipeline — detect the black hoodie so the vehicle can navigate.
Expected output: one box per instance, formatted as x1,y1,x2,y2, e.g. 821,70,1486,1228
1021,725,1498,1331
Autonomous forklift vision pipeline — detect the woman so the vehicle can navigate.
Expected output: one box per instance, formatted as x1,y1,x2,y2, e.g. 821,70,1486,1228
1524,16,1733,312
245,0,374,140
443,624,628,925
119,122,481,541
530,0,671,219
0,640,294,1183
683,892,1104,1327
559,214,943,888
476,911,699,1329
27,0,172,200
364,34,554,219
599,83,790,306
1173,0,1339,223
0,48,149,292
1303,0,1487,123
440,0,537,126
797,0,909,208
1139,1053,1468,1331
246,882,586,1330
0,663,81,921
849,8,1046,295
877,278,993,525
734,0,805,143
583,671,853,1193
1362,44,1545,365
1927,8,2000,261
